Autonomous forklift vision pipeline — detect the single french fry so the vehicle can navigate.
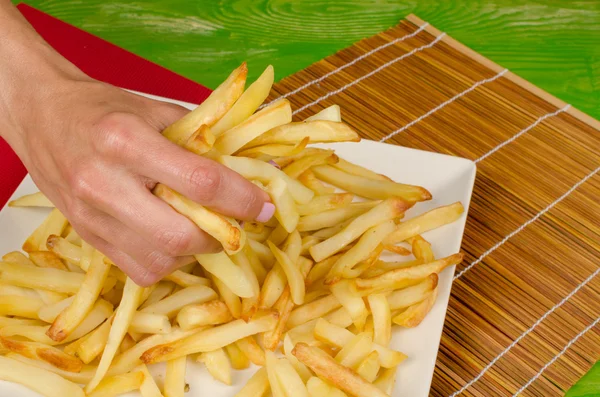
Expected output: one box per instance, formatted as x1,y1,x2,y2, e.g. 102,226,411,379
63,226,81,246
141,312,278,364
331,158,391,182
219,155,314,204
184,124,215,155
359,258,422,279
393,287,438,327
335,332,373,369
196,252,254,298
225,342,250,370
374,366,397,394
384,202,464,244
382,243,411,256
274,357,310,397
213,64,275,136
28,251,67,270
311,198,410,263
0,294,44,319
292,343,388,397
234,367,269,397
2,251,36,266
283,151,338,179
176,300,233,330
0,261,83,294
86,278,144,393
267,241,305,305
367,294,392,346
266,351,286,397
331,280,368,331
0,316,44,327
164,271,210,288
38,296,74,323
297,193,353,216
312,165,431,202
162,62,247,144
262,257,312,351
297,169,335,195
156,185,245,254
248,239,276,268
267,223,289,246
137,364,163,397
305,104,341,122
0,336,83,372
233,251,260,320
0,355,84,397
215,98,292,155
211,274,242,319
87,370,144,397
77,317,113,364
165,356,187,397
387,273,438,310
6,352,95,384
298,201,379,232
411,235,435,262
109,327,200,377
265,177,299,233
327,220,396,282
48,250,111,341
235,336,265,366
237,137,309,158
287,295,341,329
2,299,112,345
259,264,286,309
139,281,175,310
355,253,463,294
22,208,68,252
356,351,380,382
8,191,54,207
46,235,82,265
198,348,231,385
141,284,217,318
244,120,360,148
314,319,405,368
130,312,172,334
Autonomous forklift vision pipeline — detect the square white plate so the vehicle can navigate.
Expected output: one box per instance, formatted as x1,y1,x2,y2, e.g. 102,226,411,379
0,92,476,397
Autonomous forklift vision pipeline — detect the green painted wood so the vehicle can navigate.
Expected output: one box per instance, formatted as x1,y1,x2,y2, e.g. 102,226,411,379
15,0,600,120
566,361,600,396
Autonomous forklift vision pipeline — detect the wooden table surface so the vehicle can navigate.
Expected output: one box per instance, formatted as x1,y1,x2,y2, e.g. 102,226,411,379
14,0,600,393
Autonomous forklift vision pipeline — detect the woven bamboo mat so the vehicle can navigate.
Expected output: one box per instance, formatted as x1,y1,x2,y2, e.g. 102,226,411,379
266,14,600,397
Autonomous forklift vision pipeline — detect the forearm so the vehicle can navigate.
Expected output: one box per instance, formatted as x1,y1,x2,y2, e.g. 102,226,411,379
0,0,86,153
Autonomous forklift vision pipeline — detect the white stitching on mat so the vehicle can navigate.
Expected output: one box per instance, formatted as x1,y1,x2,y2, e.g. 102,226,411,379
262,24,430,109
379,69,508,142
512,316,600,396
291,33,447,116
454,166,600,280
475,104,571,163
450,265,600,397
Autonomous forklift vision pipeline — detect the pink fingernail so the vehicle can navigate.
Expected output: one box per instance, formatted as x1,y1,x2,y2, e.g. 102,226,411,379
256,202,275,223
268,160,281,169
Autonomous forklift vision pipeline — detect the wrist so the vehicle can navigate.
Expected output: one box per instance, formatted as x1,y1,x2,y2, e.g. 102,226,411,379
0,2,90,156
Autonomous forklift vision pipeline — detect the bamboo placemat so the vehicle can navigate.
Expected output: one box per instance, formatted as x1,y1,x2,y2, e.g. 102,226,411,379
265,14,600,397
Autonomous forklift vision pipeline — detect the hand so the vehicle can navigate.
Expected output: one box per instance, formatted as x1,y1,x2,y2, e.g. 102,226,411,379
6,78,274,286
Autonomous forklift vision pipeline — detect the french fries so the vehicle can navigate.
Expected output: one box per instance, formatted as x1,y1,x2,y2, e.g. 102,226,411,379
1,63,468,397
8,191,54,208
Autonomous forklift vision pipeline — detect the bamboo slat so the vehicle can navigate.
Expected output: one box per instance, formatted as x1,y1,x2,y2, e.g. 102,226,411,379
267,15,600,397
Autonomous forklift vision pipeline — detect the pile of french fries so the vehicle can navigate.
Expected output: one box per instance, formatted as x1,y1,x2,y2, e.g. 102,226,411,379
0,63,465,397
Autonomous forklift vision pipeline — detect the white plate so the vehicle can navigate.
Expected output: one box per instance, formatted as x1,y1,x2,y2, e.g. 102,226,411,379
0,93,476,397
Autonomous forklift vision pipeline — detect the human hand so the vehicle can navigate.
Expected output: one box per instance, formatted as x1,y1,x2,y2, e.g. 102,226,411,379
5,78,273,286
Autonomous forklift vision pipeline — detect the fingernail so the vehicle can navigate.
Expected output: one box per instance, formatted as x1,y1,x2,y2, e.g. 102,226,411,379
268,160,281,170
256,202,275,223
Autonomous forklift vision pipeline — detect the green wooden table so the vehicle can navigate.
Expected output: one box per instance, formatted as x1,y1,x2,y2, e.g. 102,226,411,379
15,0,600,392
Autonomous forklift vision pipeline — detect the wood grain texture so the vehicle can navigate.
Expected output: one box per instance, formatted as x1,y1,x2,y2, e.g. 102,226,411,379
267,19,600,396
16,0,600,120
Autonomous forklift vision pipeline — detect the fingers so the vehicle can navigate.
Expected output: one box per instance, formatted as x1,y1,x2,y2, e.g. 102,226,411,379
71,205,199,286
121,120,273,221
72,164,221,257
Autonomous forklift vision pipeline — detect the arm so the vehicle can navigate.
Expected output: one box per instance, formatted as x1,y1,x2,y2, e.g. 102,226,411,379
0,1,274,285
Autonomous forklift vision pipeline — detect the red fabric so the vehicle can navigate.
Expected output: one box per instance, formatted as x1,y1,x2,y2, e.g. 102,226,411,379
0,4,212,207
